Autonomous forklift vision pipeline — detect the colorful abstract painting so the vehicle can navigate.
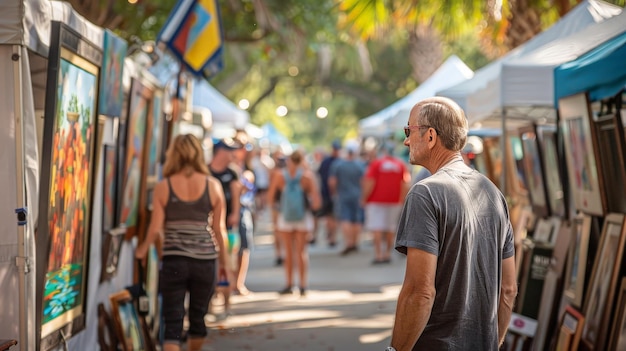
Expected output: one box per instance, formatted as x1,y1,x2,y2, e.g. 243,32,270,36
119,79,150,229
42,51,98,337
98,30,127,117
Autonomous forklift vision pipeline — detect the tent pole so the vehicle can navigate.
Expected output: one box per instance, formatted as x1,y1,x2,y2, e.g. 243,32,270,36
12,45,32,351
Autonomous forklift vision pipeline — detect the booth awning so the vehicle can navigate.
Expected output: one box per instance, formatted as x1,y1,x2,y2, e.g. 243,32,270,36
554,30,626,104
436,0,621,124
502,10,626,108
358,55,473,137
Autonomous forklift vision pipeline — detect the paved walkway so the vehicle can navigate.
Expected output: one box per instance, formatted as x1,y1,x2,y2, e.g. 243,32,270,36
202,211,406,351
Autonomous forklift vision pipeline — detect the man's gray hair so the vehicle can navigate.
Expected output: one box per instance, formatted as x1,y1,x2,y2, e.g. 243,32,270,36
412,97,468,152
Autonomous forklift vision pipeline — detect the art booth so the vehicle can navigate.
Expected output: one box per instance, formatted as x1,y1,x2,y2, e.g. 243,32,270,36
0,1,174,350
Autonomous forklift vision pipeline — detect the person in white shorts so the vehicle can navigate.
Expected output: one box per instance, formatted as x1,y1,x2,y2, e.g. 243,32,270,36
362,142,411,264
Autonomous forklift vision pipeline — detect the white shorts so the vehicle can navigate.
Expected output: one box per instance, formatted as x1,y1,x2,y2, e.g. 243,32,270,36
276,212,314,233
365,203,403,233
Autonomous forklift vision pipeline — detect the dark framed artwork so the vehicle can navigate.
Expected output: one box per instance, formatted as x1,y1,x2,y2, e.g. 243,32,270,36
555,305,585,351
537,125,566,217
97,303,119,351
531,269,561,351
482,137,503,189
98,30,127,118
36,21,102,350
100,227,126,283
563,214,592,308
550,219,572,277
594,113,626,213
102,145,118,232
608,278,626,351
110,290,147,351
145,245,160,337
518,124,550,218
581,213,626,351
559,93,606,216
117,78,153,237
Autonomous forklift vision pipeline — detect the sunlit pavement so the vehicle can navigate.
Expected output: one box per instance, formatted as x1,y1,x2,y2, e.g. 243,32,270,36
202,210,406,350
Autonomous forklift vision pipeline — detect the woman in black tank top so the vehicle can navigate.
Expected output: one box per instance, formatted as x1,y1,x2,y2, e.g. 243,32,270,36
136,134,228,351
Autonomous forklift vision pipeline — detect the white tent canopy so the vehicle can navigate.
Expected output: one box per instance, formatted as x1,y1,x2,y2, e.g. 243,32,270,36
359,55,473,137
437,0,621,125
501,10,626,108
192,78,250,128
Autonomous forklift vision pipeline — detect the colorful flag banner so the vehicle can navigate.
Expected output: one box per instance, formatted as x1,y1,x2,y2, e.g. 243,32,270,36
158,0,224,78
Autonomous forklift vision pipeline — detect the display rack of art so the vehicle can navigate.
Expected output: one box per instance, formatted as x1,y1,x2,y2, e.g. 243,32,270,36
36,21,102,350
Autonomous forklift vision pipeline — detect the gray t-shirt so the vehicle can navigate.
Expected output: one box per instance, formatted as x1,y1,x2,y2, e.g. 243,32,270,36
395,160,514,351
329,159,365,201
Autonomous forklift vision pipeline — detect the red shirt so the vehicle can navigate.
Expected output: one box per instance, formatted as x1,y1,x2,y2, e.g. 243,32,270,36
365,156,408,204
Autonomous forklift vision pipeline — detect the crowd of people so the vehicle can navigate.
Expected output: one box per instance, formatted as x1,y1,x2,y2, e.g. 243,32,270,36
134,96,517,351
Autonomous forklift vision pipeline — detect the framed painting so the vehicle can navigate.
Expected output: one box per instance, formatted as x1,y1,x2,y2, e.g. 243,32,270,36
563,213,592,308
531,269,561,351
550,219,572,276
117,78,153,237
482,137,503,189
102,144,118,232
144,245,160,337
146,89,164,183
98,30,127,118
110,290,146,351
518,124,550,218
537,125,566,217
559,93,606,216
555,305,585,351
608,278,626,351
36,21,102,350
97,303,119,351
581,213,626,351
594,113,626,213
100,227,126,283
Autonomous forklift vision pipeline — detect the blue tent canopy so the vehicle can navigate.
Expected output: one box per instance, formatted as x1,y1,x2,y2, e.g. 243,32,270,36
554,30,626,105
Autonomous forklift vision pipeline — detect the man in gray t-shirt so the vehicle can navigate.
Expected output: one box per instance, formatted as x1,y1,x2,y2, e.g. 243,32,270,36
387,97,517,351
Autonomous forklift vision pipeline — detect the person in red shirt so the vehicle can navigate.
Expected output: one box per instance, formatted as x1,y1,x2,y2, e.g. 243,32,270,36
362,142,412,264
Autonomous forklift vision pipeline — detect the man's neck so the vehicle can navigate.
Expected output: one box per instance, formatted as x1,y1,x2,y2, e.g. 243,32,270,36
209,160,228,172
425,150,464,174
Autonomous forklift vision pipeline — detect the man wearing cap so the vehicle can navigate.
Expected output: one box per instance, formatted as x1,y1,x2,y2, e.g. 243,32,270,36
209,138,243,312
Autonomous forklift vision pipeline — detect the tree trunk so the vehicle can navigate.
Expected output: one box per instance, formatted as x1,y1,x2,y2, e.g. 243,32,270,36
505,0,542,49
407,25,442,84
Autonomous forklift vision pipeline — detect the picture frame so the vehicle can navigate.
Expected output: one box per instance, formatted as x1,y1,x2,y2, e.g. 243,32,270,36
608,278,626,351
97,303,119,351
117,78,153,238
102,144,118,233
563,213,592,308
537,125,566,218
555,305,585,351
559,92,606,216
100,227,126,283
532,218,554,244
482,137,503,189
144,245,160,337
35,21,102,350
550,218,572,276
109,290,147,351
581,213,626,351
98,30,127,118
594,113,626,213
531,269,561,351
518,124,550,218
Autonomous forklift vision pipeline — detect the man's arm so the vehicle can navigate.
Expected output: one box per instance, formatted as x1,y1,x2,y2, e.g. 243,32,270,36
391,247,437,350
498,256,518,346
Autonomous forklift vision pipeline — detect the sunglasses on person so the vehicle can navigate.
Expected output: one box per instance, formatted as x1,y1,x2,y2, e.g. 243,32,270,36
404,125,431,138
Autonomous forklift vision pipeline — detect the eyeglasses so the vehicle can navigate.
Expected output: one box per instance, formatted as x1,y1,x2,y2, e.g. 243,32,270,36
404,125,431,138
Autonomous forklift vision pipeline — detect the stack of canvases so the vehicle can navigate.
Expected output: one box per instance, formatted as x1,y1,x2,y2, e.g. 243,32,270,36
501,90,626,351
36,21,171,351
